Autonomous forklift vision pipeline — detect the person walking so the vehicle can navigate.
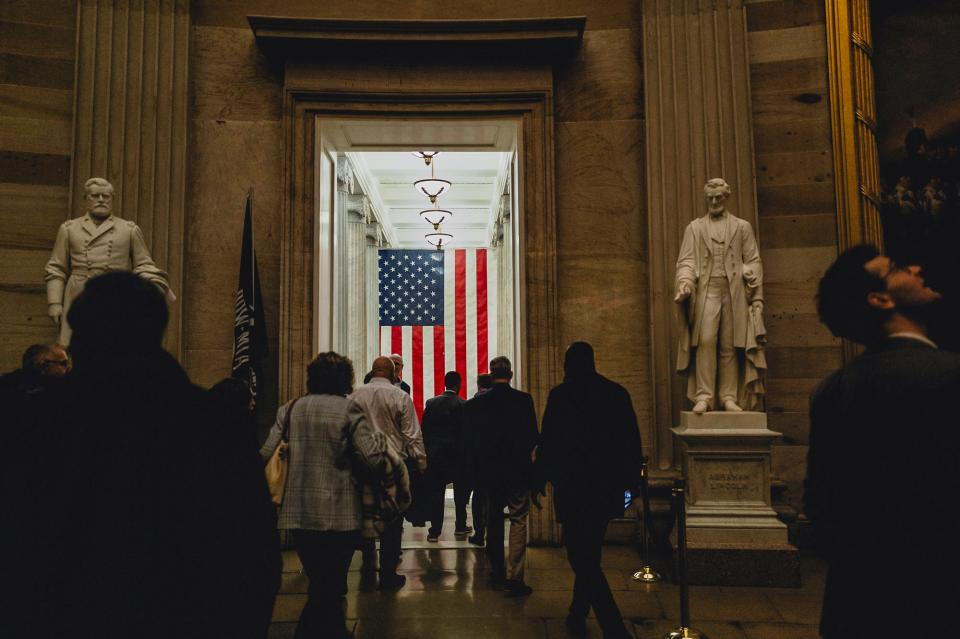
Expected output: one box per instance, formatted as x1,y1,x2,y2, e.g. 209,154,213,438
350,356,426,590
536,342,642,638
260,352,387,638
421,371,470,541
466,356,538,597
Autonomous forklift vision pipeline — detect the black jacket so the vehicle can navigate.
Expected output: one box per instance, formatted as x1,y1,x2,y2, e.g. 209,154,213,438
1,349,281,638
421,390,465,477
536,372,642,522
805,337,960,637
464,383,538,492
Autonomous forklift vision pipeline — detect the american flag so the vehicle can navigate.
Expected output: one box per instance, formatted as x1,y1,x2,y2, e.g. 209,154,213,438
378,248,497,418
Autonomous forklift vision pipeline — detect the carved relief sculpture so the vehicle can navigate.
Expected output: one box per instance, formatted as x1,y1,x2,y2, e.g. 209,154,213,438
45,177,176,345
674,178,766,413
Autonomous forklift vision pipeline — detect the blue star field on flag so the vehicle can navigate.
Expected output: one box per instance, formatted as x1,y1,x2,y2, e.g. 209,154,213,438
378,250,445,326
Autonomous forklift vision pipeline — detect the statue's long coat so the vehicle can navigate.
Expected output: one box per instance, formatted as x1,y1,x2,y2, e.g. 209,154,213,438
675,211,766,409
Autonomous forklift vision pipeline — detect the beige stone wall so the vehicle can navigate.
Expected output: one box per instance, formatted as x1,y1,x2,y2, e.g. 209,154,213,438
0,2,76,368
746,0,842,513
186,1,652,439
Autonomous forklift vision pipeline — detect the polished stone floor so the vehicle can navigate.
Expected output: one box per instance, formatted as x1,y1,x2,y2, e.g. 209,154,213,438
269,496,825,638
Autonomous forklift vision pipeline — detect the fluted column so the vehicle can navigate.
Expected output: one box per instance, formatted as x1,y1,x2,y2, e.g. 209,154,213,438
345,196,370,373
71,0,189,356
643,0,760,470
365,222,383,368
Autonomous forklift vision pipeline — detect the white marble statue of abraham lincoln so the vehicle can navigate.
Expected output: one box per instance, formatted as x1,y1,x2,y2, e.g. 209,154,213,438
674,178,766,413
45,177,175,345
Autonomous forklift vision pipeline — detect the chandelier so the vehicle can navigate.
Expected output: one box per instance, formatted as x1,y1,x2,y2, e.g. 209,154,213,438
419,208,453,228
413,153,451,204
425,231,453,250
412,151,439,166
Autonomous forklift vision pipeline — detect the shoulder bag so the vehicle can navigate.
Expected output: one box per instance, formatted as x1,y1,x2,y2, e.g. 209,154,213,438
265,397,301,506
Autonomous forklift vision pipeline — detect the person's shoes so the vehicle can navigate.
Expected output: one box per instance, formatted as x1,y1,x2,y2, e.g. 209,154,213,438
723,399,743,412
467,534,485,546
564,614,588,636
377,574,407,591
503,580,533,597
692,400,708,414
488,572,506,589
427,533,439,542
454,525,473,537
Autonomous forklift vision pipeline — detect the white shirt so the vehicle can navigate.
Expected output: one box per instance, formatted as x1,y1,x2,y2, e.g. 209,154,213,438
888,332,938,349
349,377,426,466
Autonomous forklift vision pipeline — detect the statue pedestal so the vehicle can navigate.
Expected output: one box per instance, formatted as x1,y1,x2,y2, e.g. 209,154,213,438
671,411,799,587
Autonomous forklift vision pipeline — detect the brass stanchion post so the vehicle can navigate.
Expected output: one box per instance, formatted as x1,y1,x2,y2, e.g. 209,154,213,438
664,479,709,639
632,456,662,583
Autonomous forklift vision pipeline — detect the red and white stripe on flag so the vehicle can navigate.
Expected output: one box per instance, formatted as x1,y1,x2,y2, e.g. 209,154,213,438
380,248,498,418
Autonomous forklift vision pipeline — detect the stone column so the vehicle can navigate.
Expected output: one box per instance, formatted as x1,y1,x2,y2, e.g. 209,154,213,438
71,0,189,357
365,222,383,369
642,0,760,470
344,194,370,374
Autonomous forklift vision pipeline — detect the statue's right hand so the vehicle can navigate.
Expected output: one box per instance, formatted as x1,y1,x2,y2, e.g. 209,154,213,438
674,282,692,303
49,303,62,325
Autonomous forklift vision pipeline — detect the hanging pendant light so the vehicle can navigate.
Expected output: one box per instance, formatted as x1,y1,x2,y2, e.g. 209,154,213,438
412,151,439,166
419,208,453,227
425,231,453,250
413,155,451,204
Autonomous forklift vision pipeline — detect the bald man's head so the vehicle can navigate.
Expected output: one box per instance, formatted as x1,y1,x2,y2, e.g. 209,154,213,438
371,356,396,382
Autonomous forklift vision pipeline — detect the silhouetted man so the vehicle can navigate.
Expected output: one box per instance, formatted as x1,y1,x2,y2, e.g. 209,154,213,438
421,371,470,541
466,356,538,597
806,244,959,639
536,342,642,639
1,271,280,638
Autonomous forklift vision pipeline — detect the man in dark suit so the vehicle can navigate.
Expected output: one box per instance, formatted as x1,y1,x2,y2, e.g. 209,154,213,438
536,342,641,639
466,356,539,597
806,244,960,639
422,371,470,541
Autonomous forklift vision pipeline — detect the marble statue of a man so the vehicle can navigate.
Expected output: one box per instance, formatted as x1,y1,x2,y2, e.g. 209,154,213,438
674,178,766,414
45,177,175,345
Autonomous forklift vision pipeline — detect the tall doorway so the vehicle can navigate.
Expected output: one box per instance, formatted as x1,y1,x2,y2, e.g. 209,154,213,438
313,118,523,404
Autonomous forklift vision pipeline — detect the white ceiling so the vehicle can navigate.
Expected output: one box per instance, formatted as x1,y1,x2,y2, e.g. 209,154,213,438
351,151,510,248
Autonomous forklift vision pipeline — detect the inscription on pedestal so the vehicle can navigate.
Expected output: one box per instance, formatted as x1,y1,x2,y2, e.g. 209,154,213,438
695,460,764,503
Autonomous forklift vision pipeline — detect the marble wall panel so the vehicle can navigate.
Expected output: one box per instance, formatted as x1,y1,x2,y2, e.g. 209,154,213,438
756,150,833,188
757,183,835,216
0,19,74,59
745,0,823,32
0,0,75,27
191,26,283,122
554,120,644,258
763,281,819,316
0,247,48,287
762,246,836,284
768,411,811,445
765,346,842,380
759,214,836,249
0,183,69,250
554,29,642,123
0,290,53,364
0,85,72,121
183,348,234,389
766,378,821,413
765,312,836,348
0,116,72,155
753,119,832,155
750,58,826,95
747,25,825,64
770,443,809,508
